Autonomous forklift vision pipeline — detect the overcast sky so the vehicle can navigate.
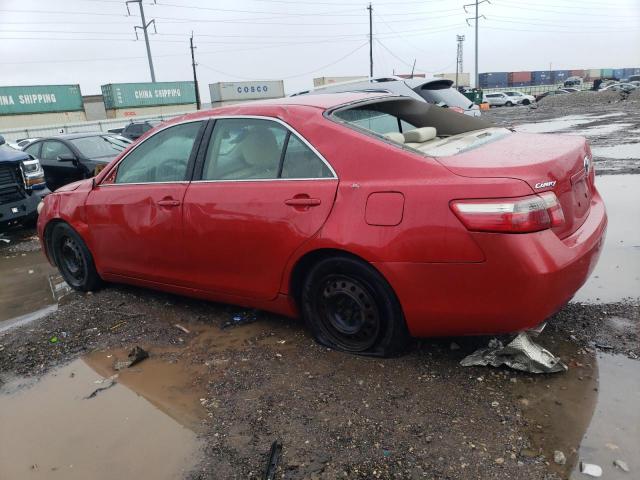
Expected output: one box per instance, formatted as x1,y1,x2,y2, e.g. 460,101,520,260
1,0,639,99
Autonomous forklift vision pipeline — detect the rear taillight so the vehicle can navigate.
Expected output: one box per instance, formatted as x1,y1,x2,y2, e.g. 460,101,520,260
451,192,564,233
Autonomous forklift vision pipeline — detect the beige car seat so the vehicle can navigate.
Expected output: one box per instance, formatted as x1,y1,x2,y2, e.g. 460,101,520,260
403,127,437,148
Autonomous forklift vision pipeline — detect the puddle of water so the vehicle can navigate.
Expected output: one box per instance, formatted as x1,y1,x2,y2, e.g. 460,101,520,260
0,250,57,323
573,174,640,303
511,338,598,478
0,359,201,480
84,348,208,430
570,353,640,479
591,143,640,160
515,115,594,134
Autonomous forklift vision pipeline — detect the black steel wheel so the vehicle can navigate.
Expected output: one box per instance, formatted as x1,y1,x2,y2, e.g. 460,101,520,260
301,256,409,356
50,222,102,291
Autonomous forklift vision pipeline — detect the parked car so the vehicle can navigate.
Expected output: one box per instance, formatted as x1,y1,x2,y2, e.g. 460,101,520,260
292,77,481,116
483,92,519,107
503,91,536,105
535,90,570,102
119,119,164,140
23,133,131,191
563,76,583,87
37,93,606,356
600,82,637,93
0,135,49,231
7,137,39,150
559,88,579,93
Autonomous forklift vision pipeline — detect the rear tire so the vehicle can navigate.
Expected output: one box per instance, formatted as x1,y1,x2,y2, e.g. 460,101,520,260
522,99,530,105
50,222,102,291
301,256,410,357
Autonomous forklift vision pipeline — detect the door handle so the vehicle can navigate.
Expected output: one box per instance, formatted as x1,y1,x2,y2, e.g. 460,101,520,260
284,197,321,207
157,199,181,207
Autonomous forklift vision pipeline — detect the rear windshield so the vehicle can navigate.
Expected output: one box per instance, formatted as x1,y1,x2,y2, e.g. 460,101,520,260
414,81,473,110
70,135,129,159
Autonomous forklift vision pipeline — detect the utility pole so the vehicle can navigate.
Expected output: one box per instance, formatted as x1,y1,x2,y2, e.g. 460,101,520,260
367,3,373,78
455,35,465,88
127,0,157,82
190,33,201,110
464,0,489,89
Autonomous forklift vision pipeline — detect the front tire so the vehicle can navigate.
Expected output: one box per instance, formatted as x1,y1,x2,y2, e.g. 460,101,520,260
301,256,409,357
505,101,514,107
50,223,102,291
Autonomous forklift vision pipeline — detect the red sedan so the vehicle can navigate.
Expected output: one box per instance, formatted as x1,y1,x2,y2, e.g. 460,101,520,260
37,93,607,356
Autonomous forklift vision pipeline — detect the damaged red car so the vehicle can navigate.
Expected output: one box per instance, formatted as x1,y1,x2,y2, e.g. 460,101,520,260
37,93,607,356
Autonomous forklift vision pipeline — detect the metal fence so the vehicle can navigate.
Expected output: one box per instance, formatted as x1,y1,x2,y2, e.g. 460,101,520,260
1,110,194,142
483,82,594,96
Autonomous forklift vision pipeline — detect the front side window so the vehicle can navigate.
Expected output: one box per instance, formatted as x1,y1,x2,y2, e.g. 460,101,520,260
115,121,203,184
41,141,74,161
24,142,41,158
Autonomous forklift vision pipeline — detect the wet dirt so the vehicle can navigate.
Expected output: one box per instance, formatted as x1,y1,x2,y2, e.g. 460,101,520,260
569,353,640,479
0,359,201,480
573,174,640,303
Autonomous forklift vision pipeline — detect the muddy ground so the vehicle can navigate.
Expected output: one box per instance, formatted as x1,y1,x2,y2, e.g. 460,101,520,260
1,100,639,480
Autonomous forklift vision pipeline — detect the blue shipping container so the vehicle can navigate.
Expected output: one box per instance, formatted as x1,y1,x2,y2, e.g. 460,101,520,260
551,70,570,83
510,81,531,87
479,72,508,88
613,68,625,79
531,71,553,85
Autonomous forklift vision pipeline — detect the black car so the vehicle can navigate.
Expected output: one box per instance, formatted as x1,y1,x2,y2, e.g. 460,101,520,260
119,119,163,140
23,133,131,191
535,90,569,102
0,135,49,231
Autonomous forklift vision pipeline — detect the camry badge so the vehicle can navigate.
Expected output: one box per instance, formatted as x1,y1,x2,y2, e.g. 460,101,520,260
534,180,556,189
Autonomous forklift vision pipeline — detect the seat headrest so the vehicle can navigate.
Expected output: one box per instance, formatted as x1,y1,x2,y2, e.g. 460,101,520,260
383,132,405,144
403,127,437,143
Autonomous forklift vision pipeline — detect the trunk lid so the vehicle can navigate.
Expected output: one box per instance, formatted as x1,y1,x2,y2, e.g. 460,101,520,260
435,132,593,239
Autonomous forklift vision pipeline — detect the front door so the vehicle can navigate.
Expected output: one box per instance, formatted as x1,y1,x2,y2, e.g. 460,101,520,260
39,140,82,190
86,121,206,284
182,117,338,300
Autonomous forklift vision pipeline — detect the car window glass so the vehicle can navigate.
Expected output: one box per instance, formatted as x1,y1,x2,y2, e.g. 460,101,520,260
24,142,41,157
281,135,333,179
70,136,127,159
115,121,202,184
334,109,416,135
41,141,74,161
202,118,286,180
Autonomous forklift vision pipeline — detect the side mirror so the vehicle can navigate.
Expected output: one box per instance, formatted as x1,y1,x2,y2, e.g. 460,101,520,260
57,153,77,163
0,135,5,146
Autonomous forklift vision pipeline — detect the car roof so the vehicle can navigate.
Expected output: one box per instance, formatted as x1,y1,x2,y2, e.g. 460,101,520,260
32,132,118,141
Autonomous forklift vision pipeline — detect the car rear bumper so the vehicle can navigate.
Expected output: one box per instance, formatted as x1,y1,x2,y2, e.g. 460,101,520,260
374,191,607,337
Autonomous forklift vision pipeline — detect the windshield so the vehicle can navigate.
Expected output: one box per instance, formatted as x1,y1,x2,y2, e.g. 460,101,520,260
413,81,473,109
70,135,130,160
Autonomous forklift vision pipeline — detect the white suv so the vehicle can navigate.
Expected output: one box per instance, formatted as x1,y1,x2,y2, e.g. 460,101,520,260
484,91,535,107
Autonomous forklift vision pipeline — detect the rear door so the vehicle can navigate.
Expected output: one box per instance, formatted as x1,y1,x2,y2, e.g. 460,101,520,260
86,120,206,284
182,117,338,300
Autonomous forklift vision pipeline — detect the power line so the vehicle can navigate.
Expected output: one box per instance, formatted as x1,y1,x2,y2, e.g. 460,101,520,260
126,0,157,82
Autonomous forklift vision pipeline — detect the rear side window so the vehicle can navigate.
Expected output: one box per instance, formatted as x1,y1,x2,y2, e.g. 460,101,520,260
281,135,333,179
201,118,334,181
115,121,203,184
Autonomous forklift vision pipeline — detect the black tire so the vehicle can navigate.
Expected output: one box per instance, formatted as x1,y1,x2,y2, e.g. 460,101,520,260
50,222,102,291
505,101,514,107
522,99,530,105
301,256,410,357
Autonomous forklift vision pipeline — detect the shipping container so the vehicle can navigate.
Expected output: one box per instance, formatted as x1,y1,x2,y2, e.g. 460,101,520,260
0,111,86,130
623,68,637,78
479,72,508,88
600,68,614,78
209,81,285,102
105,103,196,119
509,71,531,83
551,70,570,83
101,81,196,109
531,71,553,85
586,69,601,80
0,84,83,116
612,68,625,79
434,72,470,86
313,76,367,87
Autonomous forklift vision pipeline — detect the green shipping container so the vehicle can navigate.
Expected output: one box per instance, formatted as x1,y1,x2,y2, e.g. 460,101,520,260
102,81,196,109
0,84,83,115
600,68,614,78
